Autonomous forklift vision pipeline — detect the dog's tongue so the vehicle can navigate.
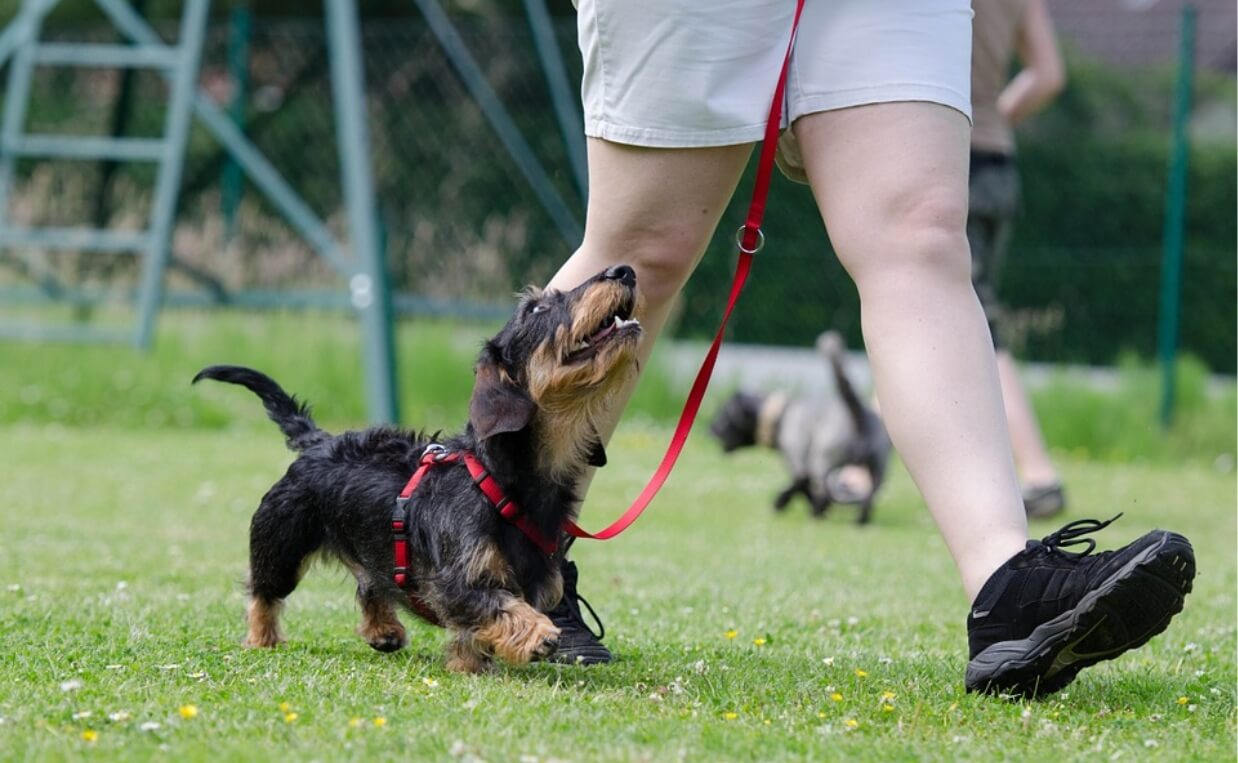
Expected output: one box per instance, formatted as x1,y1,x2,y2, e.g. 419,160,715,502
589,319,618,344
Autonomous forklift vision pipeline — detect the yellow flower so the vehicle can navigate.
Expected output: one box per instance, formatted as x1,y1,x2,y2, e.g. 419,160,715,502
753,638,767,647
723,712,738,721
763,719,771,726
81,730,98,743
1176,696,1189,705
844,718,859,729
881,691,896,701
278,702,292,713
854,669,868,678
724,629,738,640
178,704,199,720
831,692,843,702
422,677,439,688
882,705,894,713
948,702,959,712
817,711,826,719
348,717,363,729
283,712,298,723
373,717,387,727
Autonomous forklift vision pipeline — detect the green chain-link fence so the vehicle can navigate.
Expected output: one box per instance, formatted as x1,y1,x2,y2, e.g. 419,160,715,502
2,11,1234,371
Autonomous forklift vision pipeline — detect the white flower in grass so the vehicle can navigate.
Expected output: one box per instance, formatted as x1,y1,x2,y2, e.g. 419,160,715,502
140,721,161,732
108,711,130,723
105,664,124,671
60,679,83,692
422,677,439,688
188,672,207,680
115,581,128,591
1144,740,1159,748
72,711,92,720
159,664,181,671
846,616,859,626
6,584,20,592
822,657,835,666
877,656,892,665
1183,642,1199,652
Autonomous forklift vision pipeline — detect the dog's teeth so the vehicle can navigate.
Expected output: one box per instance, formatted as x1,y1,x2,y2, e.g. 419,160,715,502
612,315,622,328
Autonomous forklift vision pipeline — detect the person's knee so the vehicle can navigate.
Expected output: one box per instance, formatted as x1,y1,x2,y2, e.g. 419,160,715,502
835,187,971,288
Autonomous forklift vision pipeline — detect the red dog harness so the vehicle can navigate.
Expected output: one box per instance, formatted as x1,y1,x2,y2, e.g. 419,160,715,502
391,445,559,612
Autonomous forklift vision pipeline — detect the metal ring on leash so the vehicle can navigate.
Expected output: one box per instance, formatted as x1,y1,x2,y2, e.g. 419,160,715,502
735,225,765,254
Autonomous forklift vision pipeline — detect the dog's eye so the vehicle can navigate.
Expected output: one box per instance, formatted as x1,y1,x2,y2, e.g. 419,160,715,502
530,304,550,315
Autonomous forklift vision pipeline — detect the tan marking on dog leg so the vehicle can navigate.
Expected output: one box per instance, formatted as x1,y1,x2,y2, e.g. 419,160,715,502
445,632,491,674
347,564,407,651
243,597,285,648
357,597,407,652
464,542,515,588
475,598,561,666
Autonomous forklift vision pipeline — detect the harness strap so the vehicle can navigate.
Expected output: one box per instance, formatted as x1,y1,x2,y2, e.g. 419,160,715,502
564,0,806,543
392,447,558,597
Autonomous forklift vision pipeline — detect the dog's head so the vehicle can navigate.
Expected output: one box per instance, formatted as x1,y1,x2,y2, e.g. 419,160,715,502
468,265,642,474
709,391,764,453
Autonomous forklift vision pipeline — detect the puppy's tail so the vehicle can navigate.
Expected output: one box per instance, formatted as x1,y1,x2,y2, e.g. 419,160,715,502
192,365,327,451
816,331,869,434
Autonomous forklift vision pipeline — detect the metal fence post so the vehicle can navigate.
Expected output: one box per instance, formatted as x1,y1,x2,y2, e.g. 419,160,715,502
1157,4,1195,429
325,0,400,424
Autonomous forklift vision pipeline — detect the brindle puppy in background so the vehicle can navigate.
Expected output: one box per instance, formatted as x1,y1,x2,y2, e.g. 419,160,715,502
709,331,891,525
194,265,641,673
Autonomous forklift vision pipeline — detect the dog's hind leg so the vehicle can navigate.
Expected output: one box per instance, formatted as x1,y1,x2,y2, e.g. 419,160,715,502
857,499,874,525
244,483,323,648
351,567,407,653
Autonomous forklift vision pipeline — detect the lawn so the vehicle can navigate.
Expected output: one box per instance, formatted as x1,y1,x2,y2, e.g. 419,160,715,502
0,417,1234,761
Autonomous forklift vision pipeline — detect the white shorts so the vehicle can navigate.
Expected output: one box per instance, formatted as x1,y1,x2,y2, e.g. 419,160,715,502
576,0,973,181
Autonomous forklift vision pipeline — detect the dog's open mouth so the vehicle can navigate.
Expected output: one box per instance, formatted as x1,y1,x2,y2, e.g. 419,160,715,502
567,300,640,363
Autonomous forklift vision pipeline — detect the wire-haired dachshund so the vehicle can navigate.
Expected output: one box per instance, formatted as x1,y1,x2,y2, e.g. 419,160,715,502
194,264,641,673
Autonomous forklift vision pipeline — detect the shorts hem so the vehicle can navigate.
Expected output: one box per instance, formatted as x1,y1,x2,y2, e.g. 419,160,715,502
789,83,973,124
583,119,774,149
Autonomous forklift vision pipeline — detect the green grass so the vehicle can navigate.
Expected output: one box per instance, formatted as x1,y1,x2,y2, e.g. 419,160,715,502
0,310,1232,466
0,422,1234,761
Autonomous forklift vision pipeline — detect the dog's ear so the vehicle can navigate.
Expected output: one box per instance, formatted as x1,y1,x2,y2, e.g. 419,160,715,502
469,351,535,440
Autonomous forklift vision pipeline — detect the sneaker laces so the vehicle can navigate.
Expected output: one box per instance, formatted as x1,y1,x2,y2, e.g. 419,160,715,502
1040,514,1123,557
558,536,606,640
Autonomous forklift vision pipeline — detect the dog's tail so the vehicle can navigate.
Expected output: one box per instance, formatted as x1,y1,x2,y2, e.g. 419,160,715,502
816,331,869,434
192,365,327,451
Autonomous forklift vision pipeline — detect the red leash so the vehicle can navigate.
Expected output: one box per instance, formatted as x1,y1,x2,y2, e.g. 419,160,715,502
565,0,805,542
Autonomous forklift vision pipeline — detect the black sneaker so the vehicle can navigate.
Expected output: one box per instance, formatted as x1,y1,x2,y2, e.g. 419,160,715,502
1023,483,1066,519
546,555,611,665
965,515,1195,697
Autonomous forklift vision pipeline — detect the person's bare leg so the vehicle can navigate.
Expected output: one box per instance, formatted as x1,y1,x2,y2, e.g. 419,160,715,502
548,138,752,452
996,349,1059,487
794,102,1027,600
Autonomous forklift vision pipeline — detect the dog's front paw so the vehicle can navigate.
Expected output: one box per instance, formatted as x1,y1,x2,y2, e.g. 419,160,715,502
531,629,561,662
479,604,562,666
365,627,408,653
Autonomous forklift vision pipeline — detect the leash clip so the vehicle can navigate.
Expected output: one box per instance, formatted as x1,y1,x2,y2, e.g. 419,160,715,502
735,225,765,255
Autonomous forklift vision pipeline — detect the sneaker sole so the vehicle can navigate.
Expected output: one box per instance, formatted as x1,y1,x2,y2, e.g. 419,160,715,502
965,530,1195,698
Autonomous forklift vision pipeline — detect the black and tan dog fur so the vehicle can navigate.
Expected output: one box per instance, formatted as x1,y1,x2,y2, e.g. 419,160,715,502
194,265,641,673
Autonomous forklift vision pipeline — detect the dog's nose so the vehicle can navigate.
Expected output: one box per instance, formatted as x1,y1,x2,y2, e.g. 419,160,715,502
604,265,636,287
